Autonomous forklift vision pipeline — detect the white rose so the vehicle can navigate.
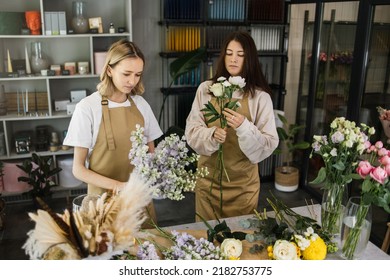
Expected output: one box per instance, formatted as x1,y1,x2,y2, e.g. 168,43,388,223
228,76,246,88
209,83,224,97
222,80,231,88
272,240,299,260
220,238,243,259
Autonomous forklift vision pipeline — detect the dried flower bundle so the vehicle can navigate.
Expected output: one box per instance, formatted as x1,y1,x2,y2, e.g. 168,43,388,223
23,173,154,260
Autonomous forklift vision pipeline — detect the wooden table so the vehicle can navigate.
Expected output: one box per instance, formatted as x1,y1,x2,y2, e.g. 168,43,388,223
166,204,390,260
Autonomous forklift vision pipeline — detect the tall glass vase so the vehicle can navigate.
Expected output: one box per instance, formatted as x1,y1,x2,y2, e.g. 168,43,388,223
340,196,372,259
31,42,49,74
71,1,89,34
321,183,348,237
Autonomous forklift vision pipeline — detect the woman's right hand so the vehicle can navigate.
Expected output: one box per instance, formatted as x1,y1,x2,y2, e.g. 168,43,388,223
213,127,227,143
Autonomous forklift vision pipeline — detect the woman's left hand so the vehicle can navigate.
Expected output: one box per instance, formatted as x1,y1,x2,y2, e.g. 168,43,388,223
223,108,244,129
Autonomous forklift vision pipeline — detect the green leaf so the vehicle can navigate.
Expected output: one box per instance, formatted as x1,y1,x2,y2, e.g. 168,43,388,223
310,167,326,184
205,115,219,124
169,47,207,86
276,127,288,140
225,100,239,110
277,114,288,126
292,142,310,150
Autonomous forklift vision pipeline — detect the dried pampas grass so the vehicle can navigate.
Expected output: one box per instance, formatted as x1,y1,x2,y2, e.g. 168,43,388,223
23,172,154,259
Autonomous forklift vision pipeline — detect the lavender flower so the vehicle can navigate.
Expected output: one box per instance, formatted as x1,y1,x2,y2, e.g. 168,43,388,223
129,125,208,201
162,231,223,260
136,241,160,260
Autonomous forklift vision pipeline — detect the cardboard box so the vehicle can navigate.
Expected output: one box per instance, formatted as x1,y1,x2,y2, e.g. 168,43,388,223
67,102,77,115
58,11,67,35
50,12,59,35
70,89,87,102
55,99,70,111
64,62,76,75
44,12,52,35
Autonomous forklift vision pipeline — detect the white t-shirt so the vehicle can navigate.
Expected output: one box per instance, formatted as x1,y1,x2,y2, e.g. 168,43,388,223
63,91,163,157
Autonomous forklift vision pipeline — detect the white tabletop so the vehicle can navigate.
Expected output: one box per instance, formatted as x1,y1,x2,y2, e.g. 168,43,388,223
167,204,390,260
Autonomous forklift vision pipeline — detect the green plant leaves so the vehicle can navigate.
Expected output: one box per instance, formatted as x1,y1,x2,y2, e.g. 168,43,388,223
169,46,206,87
16,153,62,198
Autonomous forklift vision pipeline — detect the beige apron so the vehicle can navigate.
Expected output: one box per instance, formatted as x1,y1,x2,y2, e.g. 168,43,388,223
88,96,156,227
195,96,259,221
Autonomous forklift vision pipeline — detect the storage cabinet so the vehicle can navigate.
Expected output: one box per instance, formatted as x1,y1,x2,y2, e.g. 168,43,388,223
158,0,289,132
0,0,132,197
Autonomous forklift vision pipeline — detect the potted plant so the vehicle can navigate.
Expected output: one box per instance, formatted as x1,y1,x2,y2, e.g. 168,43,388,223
158,46,207,124
273,114,310,192
17,153,62,204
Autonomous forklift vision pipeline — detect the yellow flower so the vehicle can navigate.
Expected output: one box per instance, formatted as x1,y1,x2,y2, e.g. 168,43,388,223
267,245,274,259
302,237,327,260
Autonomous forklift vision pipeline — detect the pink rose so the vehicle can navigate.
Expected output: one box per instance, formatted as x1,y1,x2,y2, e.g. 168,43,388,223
356,161,373,178
370,166,388,184
379,155,390,166
385,164,390,176
378,148,389,157
375,141,384,149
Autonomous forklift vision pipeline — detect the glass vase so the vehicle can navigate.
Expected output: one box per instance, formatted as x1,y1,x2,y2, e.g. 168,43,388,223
340,196,372,260
71,1,89,34
320,183,348,237
31,42,49,74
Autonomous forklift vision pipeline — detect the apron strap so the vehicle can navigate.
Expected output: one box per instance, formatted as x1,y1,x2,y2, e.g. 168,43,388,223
101,97,116,151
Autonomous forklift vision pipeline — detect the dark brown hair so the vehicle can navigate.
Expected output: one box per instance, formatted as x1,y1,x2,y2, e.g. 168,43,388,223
212,31,272,97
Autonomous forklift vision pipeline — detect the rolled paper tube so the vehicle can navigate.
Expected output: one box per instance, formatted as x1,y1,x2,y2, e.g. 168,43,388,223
22,91,25,114
26,90,28,113
34,90,38,112
7,49,13,72
17,90,20,115
25,46,31,74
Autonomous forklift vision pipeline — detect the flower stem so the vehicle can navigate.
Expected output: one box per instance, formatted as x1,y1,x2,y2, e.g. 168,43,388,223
341,201,370,259
321,185,346,236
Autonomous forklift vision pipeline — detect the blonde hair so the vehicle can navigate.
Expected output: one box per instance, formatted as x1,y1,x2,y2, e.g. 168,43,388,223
97,39,145,97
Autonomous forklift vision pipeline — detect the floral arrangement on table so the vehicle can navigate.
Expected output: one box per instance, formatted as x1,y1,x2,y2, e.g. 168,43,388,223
23,173,154,260
112,225,243,260
200,76,245,213
129,124,208,201
343,139,390,259
240,195,336,260
310,117,375,236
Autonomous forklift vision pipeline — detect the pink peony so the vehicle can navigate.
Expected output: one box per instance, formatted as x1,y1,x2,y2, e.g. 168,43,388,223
370,166,388,184
356,161,373,178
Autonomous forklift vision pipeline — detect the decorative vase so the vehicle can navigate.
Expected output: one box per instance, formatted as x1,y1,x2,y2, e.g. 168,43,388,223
340,196,372,260
320,183,348,237
71,1,89,34
30,42,49,74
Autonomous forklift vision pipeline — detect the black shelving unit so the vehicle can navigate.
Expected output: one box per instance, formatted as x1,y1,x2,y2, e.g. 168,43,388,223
159,0,290,131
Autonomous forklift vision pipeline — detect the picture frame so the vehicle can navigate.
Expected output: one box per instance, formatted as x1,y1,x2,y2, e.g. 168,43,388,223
88,17,103,33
